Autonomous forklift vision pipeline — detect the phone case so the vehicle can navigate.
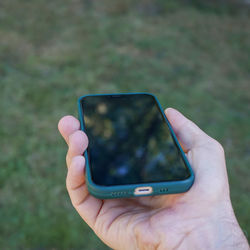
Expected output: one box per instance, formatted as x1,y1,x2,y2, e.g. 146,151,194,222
78,93,195,199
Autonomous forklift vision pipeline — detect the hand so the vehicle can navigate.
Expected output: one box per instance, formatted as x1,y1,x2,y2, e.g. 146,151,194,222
58,108,249,250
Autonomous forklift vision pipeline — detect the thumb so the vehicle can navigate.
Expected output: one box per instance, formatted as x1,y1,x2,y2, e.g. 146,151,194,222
165,108,208,152
165,108,229,199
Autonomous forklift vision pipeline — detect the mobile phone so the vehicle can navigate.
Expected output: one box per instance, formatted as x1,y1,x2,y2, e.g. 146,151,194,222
78,93,194,199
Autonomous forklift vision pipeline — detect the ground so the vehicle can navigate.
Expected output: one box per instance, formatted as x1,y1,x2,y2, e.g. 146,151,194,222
0,0,249,249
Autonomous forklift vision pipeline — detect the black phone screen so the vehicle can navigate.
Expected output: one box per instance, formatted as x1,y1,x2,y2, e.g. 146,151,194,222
81,94,190,186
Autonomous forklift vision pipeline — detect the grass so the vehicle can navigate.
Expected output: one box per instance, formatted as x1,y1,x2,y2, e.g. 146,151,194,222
0,0,249,248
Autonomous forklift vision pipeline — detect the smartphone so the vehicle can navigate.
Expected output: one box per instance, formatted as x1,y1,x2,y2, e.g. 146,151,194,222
78,93,194,199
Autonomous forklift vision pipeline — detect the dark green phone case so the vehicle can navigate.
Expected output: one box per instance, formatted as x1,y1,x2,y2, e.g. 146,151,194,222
78,93,194,199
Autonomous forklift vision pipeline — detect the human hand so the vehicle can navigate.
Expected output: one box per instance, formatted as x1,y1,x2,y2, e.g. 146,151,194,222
58,108,249,250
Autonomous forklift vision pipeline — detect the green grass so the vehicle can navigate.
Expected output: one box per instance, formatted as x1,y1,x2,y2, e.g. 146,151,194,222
0,0,250,248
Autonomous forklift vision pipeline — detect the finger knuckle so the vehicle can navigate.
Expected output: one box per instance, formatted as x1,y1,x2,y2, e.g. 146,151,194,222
213,140,224,154
207,137,224,154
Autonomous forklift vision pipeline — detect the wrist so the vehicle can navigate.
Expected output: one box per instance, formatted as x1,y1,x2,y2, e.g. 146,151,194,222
209,200,249,250
187,200,249,250
157,200,249,250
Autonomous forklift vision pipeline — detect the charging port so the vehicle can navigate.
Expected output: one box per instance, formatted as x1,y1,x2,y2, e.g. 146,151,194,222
134,186,153,196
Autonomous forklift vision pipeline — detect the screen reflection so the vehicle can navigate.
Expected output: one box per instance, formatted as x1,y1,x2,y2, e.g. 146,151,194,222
82,94,190,186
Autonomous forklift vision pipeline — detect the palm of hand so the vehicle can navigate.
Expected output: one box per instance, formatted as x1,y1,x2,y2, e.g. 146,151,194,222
80,145,228,250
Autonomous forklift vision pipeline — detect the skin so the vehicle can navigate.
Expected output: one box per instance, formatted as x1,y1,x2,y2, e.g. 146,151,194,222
58,108,249,250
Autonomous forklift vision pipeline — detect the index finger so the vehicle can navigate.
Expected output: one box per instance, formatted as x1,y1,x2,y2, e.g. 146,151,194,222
58,115,80,145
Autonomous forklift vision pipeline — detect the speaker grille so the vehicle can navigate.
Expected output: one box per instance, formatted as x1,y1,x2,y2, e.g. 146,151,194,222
111,191,127,197
159,188,168,193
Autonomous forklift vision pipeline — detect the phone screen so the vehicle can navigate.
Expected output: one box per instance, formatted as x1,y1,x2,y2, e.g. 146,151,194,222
81,94,190,186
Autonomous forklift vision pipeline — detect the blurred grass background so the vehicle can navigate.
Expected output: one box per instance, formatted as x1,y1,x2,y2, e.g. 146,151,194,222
0,0,249,249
